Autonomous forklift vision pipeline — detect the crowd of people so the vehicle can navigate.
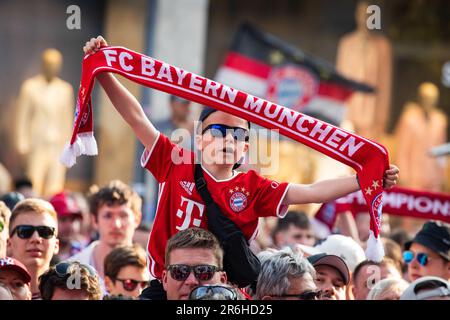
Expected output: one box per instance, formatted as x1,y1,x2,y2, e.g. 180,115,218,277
0,181,449,301
0,35,448,301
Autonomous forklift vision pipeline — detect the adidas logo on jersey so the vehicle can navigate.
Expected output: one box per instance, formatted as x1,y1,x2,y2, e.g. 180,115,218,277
180,181,195,195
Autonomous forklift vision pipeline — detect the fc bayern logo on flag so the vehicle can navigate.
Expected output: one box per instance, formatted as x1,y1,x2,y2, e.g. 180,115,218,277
266,65,318,112
229,192,248,213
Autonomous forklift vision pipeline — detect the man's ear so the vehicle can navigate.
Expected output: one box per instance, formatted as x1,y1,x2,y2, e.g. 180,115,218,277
91,214,99,230
162,270,169,291
105,276,114,292
219,271,228,284
53,238,60,255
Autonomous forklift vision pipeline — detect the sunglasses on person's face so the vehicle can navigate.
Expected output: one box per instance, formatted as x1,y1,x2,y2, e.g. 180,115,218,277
55,261,97,278
189,285,237,300
403,250,432,266
201,124,249,142
10,225,56,239
279,290,323,300
167,264,219,281
114,278,148,292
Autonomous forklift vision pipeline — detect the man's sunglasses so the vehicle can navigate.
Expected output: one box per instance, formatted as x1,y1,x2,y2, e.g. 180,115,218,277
279,290,323,300
189,285,237,300
55,261,97,278
114,278,148,292
10,225,55,239
403,250,431,266
167,264,219,281
201,124,249,142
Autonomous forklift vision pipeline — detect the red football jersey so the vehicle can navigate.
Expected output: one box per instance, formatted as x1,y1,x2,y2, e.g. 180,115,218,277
142,133,291,279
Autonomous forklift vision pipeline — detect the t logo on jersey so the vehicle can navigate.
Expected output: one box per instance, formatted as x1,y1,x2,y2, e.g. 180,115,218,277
175,196,205,231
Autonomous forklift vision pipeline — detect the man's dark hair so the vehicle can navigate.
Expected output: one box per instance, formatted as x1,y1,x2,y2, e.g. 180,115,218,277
104,244,147,281
165,227,224,269
271,211,311,240
88,180,142,218
352,258,399,284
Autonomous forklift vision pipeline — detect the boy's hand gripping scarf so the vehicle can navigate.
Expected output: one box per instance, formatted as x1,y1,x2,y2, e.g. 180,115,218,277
61,46,390,261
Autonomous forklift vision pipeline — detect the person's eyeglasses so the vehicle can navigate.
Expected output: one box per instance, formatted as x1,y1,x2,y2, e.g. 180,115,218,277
167,264,219,281
189,285,238,300
10,225,55,239
114,278,148,292
279,290,323,300
55,261,97,278
403,251,431,266
201,124,249,142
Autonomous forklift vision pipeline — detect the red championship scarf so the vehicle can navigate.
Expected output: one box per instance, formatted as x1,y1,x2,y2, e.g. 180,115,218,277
315,187,450,231
61,46,390,261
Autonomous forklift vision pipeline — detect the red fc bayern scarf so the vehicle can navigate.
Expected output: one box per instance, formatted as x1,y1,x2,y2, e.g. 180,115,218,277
61,46,390,261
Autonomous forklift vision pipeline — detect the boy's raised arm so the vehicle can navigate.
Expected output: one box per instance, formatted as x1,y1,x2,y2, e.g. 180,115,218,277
84,36,159,151
282,165,399,205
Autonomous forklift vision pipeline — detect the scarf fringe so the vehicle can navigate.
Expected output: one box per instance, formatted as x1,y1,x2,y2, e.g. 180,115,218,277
60,136,85,167
78,132,98,155
365,230,385,262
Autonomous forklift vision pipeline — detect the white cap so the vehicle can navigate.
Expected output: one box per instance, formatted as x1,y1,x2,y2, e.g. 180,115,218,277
314,234,366,272
400,276,450,300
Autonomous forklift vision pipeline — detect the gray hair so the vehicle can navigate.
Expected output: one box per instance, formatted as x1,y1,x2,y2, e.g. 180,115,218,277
255,248,315,299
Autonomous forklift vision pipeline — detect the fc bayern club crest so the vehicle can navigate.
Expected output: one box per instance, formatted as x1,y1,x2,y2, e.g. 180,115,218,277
371,193,383,230
266,65,318,112
229,191,248,213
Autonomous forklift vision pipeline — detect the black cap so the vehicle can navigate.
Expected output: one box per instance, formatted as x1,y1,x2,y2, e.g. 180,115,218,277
405,221,450,261
307,253,350,285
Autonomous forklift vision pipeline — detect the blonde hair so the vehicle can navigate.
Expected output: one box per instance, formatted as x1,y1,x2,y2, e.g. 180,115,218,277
10,199,58,228
366,278,409,300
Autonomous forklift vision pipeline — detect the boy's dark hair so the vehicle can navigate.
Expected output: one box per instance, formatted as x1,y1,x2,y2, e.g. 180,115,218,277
88,180,142,218
352,257,399,284
165,227,224,269
104,244,147,281
14,178,33,190
271,211,311,240
39,262,102,300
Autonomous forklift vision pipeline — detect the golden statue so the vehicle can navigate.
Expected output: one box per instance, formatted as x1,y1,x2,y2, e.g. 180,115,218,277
336,0,392,140
15,49,74,197
395,82,447,191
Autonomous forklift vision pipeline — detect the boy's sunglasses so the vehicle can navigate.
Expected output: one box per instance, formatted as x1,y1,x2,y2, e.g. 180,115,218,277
201,124,249,142
189,285,238,300
403,251,431,266
10,225,55,239
114,278,148,292
167,264,219,281
279,290,323,300
55,261,97,278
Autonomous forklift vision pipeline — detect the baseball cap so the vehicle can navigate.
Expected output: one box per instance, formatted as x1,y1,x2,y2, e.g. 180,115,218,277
0,257,31,283
314,234,366,272
400,276,450,300
405,221,450,261
49,192,82,218
307,253,350,285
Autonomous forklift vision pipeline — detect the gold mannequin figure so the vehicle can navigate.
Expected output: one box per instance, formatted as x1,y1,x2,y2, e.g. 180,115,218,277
336,1,392,140
395,82,447,191
15,49,74,196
